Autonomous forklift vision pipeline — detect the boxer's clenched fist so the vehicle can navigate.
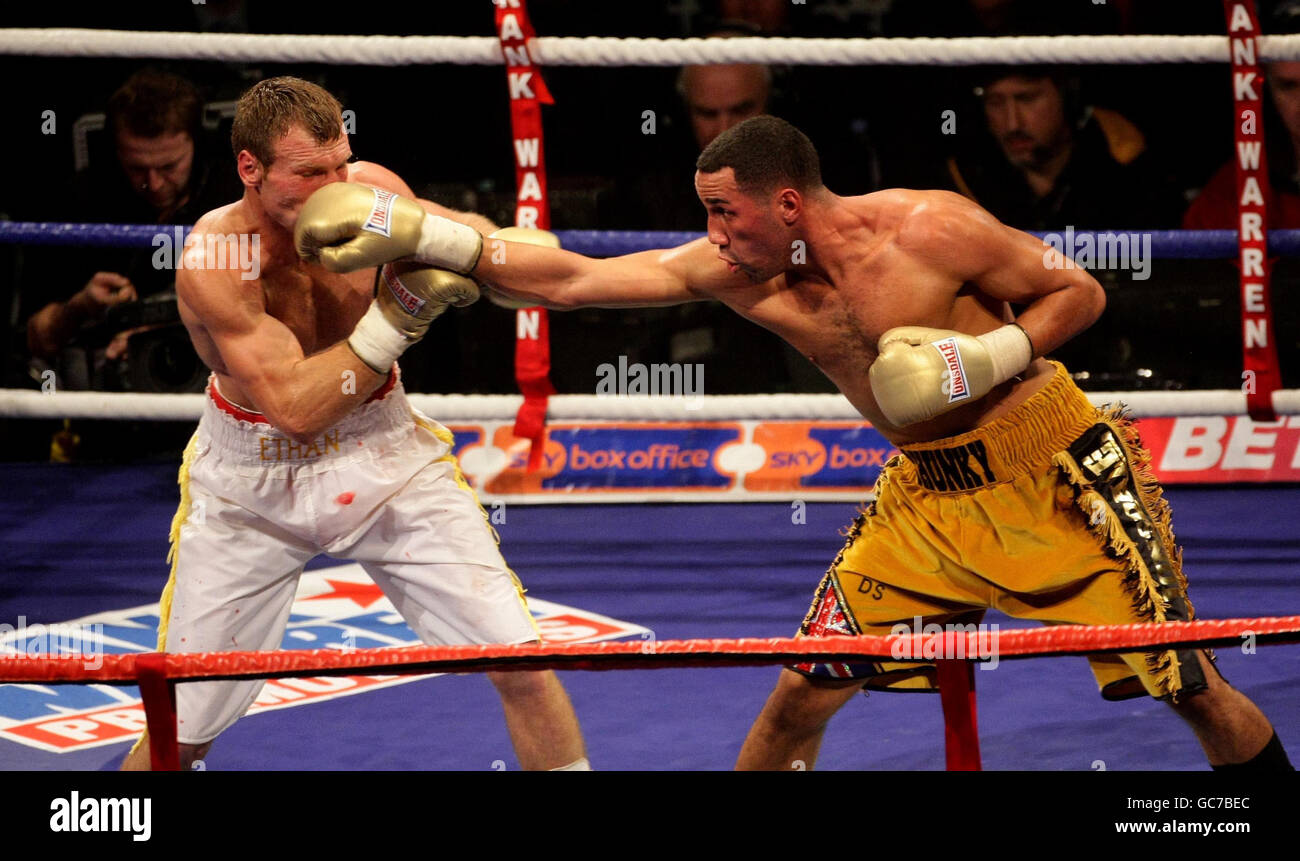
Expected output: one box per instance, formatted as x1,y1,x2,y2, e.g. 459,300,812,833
347,262,480,374
294,182,483,274
868,324,1032,427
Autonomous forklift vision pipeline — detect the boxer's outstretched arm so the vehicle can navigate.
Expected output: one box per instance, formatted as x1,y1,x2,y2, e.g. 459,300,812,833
473,237,733,309
177,264,386,443
905,195,1105,354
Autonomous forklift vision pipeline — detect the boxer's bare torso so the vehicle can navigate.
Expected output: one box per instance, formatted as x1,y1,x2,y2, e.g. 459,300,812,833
179,162,398,414
691,189,1059,445
530,182,1093,447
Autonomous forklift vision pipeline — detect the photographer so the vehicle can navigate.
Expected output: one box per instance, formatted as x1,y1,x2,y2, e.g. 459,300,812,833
20,69,243,460
25,69,242,396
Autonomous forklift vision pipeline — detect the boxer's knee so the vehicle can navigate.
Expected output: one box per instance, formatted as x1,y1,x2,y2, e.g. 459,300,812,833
1165,650,1229,716
487,668,556,700
760,669,862,734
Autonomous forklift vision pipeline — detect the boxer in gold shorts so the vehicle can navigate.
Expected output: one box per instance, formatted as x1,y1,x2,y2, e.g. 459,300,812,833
793,362,1199,702
293,115,1291,771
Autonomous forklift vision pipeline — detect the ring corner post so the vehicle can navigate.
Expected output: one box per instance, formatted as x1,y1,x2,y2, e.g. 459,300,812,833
135,653,181,772
936,658,982,771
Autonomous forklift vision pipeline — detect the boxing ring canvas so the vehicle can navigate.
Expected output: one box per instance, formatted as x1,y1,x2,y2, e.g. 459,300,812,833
2,461,1296,770
3,12,1300,776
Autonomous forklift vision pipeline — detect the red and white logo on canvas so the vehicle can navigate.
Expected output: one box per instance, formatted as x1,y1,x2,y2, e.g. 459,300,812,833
0,564,650,754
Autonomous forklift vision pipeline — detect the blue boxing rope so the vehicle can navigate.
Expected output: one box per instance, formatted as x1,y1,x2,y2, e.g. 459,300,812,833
0,221,189,249
2,221,1300,259
556,229,1300,259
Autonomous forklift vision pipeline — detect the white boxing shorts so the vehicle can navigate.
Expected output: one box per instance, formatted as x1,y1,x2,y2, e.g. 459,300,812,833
158,370,538,745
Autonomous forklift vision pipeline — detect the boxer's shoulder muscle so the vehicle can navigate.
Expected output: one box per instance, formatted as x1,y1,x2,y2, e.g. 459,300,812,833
176,250,264,335
176,257,261,378
346,160,414,197
836,189,1010,313
852,189,990,249
175,202,265,350
887,191,1008,273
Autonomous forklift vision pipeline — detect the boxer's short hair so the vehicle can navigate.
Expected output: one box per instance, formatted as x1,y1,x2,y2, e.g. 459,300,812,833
696,115,822,195
232,76,343,166
107,69,202,142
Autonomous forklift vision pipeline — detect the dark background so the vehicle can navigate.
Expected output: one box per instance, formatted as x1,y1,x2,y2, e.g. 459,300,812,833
2,1,1296,460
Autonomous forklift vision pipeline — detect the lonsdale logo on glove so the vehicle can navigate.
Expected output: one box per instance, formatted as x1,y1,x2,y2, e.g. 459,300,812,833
933,338,970,403
364,189,395,238
381,264,426,317
869,324,1031,427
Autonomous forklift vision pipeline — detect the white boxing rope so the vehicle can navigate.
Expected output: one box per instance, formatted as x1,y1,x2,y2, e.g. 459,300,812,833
1,388,1297,422
5,29,1300,67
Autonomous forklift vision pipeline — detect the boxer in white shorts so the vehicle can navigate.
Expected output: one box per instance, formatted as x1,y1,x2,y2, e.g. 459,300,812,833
121,76,588,770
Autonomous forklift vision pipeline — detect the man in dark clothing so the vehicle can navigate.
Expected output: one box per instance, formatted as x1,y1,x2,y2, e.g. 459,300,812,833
15,69,244,461
24,69,244,396
938,67,1182,230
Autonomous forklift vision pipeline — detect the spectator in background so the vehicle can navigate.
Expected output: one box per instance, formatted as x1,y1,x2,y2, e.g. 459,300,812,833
600,29,773,231
678,59,771,152
24,69,242,379
886,0,1123,38
1183,62,1300,228
19,69,244,462
1183,0,1300,228
938,66,1182,230
593,31,830,392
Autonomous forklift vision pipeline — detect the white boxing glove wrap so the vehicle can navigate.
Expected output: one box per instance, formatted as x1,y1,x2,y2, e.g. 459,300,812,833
416,215,484,274
347,300,411,375
977,323,1033,386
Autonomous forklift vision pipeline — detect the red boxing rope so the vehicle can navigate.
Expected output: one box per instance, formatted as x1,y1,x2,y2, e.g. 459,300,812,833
1223,1,1283,420
6,616,1296,772
6,617,1297,685
495,0,556,471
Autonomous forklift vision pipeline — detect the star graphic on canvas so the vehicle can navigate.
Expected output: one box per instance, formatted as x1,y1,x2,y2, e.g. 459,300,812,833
304,579,385,609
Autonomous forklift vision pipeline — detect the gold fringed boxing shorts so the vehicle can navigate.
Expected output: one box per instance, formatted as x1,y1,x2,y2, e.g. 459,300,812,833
793,361,1210,701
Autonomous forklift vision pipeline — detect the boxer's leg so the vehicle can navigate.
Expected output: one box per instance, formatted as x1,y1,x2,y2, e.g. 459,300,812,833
121,738,213,771
1041,418,1291,769
1165,651,1289,768
736,669,865,771
342,444,587,770
485,669,587,770
122,454,315,771
738,465,984,771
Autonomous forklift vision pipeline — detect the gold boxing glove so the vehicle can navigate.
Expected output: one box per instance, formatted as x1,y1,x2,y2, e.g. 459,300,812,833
347,262,480,374
295,182,483,274
868,324,1032,427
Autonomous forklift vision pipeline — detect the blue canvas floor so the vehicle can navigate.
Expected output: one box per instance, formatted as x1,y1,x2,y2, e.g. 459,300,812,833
2,462,1297,771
